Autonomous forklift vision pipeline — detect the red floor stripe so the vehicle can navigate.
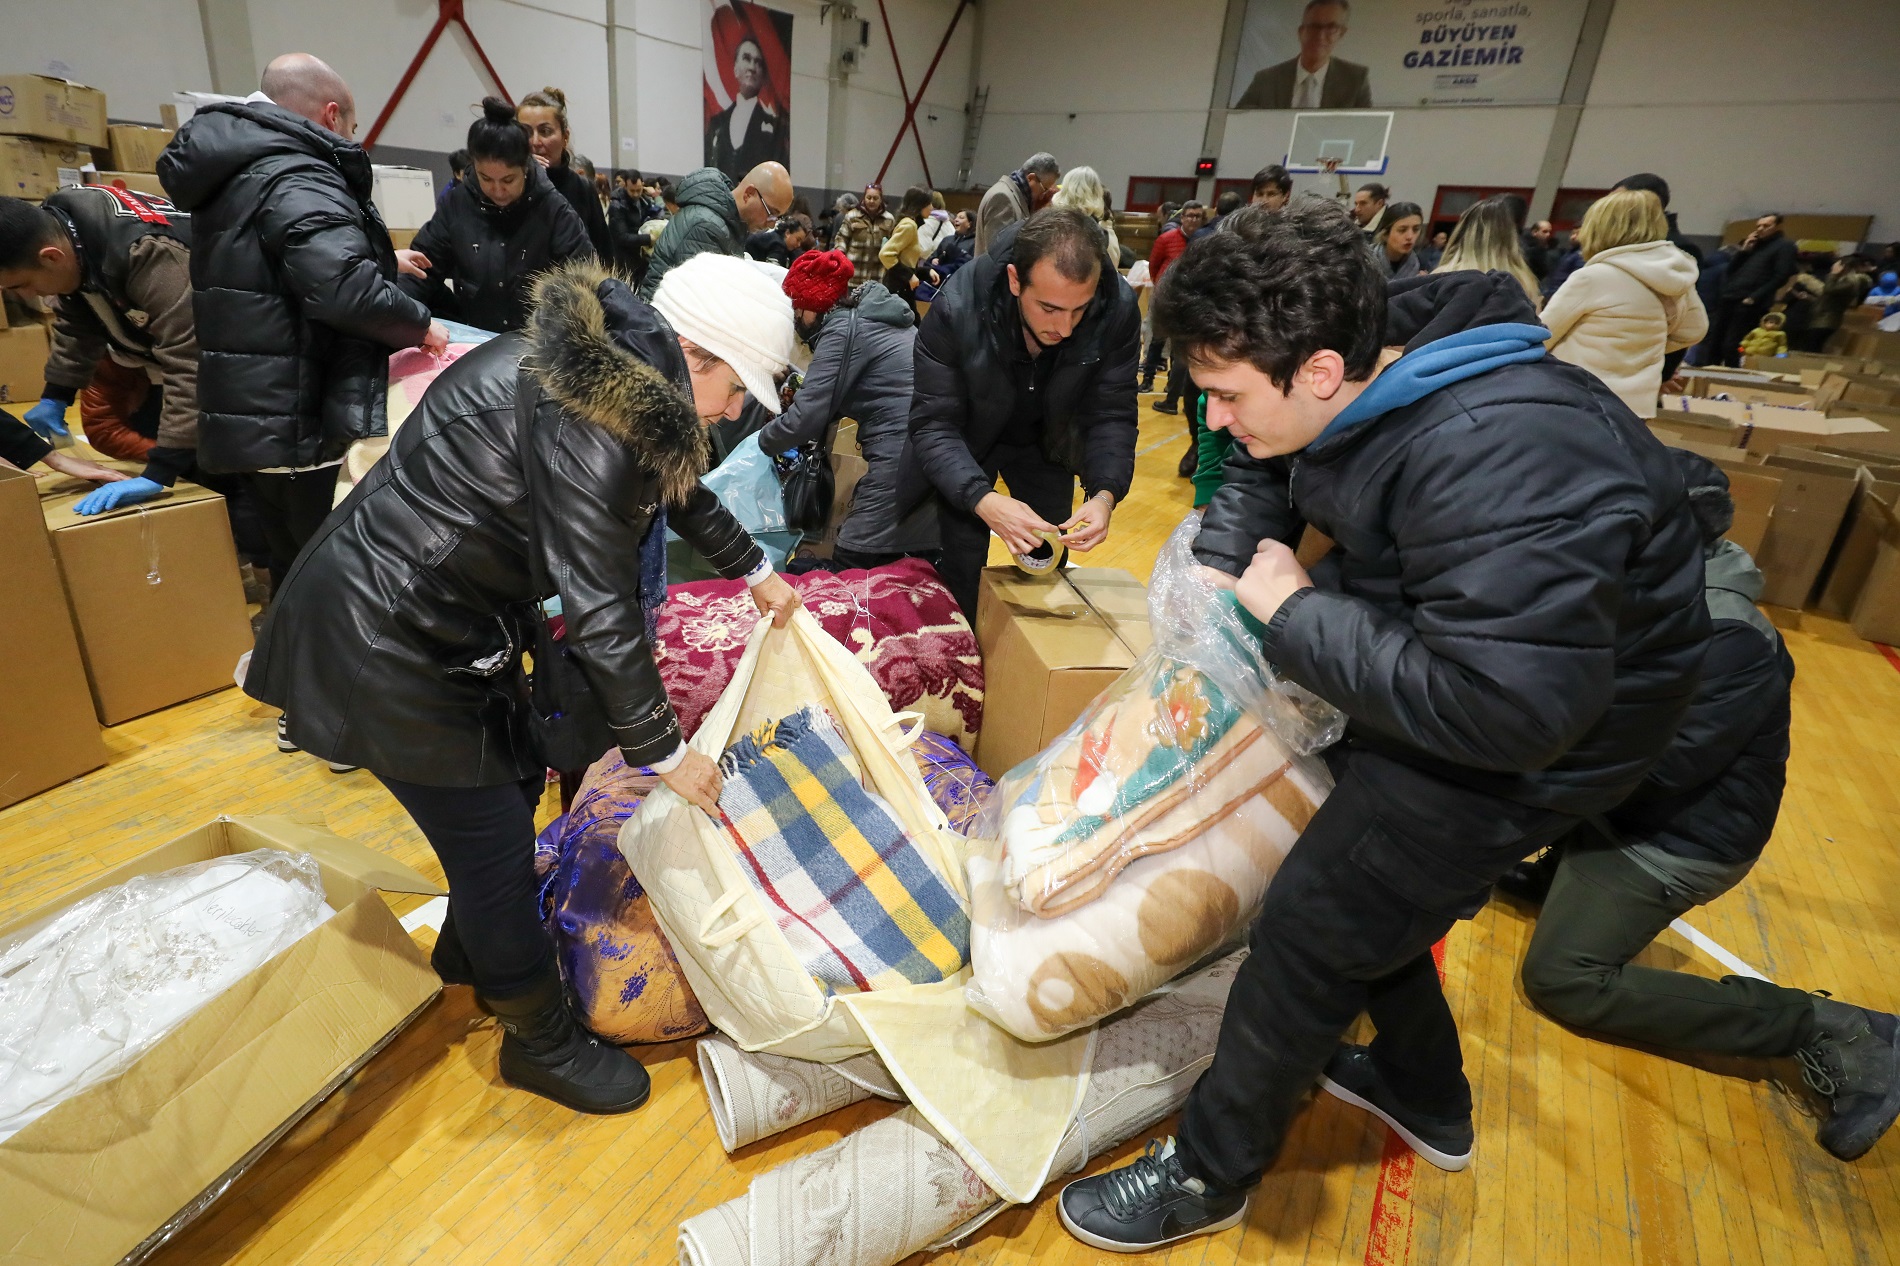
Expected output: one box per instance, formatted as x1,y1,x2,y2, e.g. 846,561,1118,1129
1361,936,1450,1266
1878,642,1900,677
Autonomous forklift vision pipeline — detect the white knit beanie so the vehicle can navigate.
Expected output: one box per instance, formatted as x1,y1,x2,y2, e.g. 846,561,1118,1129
652,252,797,414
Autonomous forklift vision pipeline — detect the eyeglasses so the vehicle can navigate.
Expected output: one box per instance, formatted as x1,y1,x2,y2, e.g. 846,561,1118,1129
753,187,786,219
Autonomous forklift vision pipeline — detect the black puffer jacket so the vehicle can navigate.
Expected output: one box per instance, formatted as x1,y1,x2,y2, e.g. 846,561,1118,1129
157,101,432,473
1719,230,1799,305
546,156,612,262
1197,270,1709,815
759,285,936,554
400,163,595,332
908,220,1140,512
245,261,764,786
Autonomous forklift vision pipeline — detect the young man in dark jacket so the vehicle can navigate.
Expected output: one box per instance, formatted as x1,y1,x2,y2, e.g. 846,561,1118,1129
1056,201,1710,1253
0,186,197,511
1504,451,1900,1164
157,53,442,588
608,169,662,279
1710,212,1800,366
906,208,1140,617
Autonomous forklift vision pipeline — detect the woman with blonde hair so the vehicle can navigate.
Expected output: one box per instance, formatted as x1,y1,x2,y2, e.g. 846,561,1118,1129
1051,165,1121,262
1435,194,1541,308
1540,188,1707,418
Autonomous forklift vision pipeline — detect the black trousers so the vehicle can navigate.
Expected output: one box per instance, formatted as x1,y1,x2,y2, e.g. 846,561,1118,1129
935,443,1076,619
1176,747,1575,1191
1521,830,1815,1056
1709,299,1760,367
245,468,340,580
1141,331,1169,384
379,773,552,999
1162,342,1194,407
124,386,271,569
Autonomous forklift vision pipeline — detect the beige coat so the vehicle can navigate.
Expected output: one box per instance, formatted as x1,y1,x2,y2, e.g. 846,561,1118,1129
1542,240,1708,418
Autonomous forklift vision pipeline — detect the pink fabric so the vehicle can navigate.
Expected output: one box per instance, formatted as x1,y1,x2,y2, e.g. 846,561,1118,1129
387,342,478,399
655,559,984,747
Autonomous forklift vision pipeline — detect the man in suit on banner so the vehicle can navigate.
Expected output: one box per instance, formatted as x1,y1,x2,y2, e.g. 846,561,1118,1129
1235,0,1373,110
706,36,790,180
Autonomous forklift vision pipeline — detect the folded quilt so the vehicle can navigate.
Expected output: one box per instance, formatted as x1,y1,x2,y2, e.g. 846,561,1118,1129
718,706,970,994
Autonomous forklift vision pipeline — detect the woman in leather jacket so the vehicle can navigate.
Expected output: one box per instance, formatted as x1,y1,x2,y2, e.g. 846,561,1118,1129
397,99,595,332
246,253,800,1114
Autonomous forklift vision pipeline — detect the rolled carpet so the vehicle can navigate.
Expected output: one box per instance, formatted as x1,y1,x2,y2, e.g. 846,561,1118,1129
678,950,1244,1266
698,1036,904,1152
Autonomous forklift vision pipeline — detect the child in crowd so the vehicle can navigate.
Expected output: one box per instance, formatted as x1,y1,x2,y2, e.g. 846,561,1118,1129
1738,309,1788,357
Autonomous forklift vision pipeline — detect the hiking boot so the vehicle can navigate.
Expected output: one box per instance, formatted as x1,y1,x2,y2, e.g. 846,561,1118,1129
1150,399,1179,415
1320,1044,1474,1171
1797,997,1900,1160
1177,444,1197,479
276,715,299,753
1057,1137,1247,1253
485,971,650,1115
1496,844,1565,904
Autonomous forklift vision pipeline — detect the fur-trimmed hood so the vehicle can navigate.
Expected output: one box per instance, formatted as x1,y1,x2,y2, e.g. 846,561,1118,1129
526,259,709,505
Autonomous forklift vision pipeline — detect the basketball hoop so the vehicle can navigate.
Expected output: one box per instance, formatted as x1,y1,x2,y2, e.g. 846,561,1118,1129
1318,157,1343,175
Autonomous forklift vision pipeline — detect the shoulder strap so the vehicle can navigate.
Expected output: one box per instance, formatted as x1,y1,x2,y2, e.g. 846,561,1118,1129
514,368,552,599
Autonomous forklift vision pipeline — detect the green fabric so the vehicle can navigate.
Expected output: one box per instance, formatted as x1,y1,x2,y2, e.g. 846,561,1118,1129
1191,395,1231,508
639,168,744,299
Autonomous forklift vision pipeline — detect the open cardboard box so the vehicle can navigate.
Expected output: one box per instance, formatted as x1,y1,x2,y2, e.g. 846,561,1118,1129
1848,486,1900,645
1658,395,1891,456
0,815,443,1266
1750,452,1861,608
973,566,1150,779
1817,472,1900,622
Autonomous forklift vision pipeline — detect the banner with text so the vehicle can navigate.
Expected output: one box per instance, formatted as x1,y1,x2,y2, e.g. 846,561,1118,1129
1230,0,1590,110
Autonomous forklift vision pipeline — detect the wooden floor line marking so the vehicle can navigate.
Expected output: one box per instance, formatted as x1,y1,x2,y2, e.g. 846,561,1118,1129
400,896,449,933
1668,916,1771,982
1877,641,1900,677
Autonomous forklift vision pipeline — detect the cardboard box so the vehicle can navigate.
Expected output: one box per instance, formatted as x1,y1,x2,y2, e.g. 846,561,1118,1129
1648,431,1782,558
39,473,255,723
1817,474,1900,620
0,467,105,807
1065,567,1153,656
1661,395,1893,456
0,73,109,147
161,90,245,132
0,815,443,1266
1647,411,1745,449
973,567,1145,779
0,321,49,402
0,133,88,200
1752,453,1860,608
1816,371,1900,411
372,164,436,230
86,168,166,197
104,123,174,173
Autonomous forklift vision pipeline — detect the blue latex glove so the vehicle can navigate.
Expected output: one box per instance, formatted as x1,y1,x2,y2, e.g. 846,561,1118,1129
24,397,71,440
73,477,165,516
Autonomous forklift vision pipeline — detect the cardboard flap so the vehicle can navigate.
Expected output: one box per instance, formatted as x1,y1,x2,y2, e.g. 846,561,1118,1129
226,816,445,896
38,476,226,527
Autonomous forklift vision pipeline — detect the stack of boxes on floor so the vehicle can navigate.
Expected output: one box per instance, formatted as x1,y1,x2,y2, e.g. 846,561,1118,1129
0,74,254,810
1647,353,1900,643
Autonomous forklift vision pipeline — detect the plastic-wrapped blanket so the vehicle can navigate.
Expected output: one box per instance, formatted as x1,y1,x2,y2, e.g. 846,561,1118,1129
677,950,1246,1266
0,850,331,1143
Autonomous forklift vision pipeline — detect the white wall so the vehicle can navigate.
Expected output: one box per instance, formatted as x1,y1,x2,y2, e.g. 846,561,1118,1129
15,0,973,193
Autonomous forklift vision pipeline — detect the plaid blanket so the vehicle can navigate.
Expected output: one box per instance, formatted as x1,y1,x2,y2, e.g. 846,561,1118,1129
717,707,969,994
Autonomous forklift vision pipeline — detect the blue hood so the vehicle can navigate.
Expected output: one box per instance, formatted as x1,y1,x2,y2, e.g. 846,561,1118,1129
1316,321,1549,445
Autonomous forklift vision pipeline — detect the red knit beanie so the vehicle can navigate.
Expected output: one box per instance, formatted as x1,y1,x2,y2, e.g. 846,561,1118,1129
783,249,854,315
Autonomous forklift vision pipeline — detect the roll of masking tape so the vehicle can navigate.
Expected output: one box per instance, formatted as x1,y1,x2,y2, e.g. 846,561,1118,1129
1012,530,1064,577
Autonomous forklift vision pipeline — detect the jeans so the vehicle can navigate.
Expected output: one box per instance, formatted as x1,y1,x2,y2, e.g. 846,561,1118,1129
1175,746,1575,1191
935,443,1076,619
245,468,341,580
1520,828,1816,1056
378,773,552,999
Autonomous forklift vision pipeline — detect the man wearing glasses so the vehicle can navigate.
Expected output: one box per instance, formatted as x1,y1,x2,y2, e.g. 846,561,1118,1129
639,160,793,299
1235,0,1373,109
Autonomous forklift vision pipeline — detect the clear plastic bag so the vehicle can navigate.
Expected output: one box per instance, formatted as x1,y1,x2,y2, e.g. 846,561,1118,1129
694,433,788,535
1148,515,1346,757
0,849,330,1143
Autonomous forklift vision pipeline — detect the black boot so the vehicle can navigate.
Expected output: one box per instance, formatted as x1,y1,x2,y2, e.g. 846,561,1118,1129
1495,843,1565,904
1177,444,1197,479
1797,997,1900,1160
1138,374,1155,393
484,970,651,1114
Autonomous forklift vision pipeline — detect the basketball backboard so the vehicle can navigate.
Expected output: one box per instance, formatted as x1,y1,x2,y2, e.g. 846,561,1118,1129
1285,111,1393,175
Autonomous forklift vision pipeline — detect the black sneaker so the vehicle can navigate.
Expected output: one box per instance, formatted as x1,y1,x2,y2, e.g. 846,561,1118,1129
1495,844,1565,904
276,715,299,753
1798,997,1900,1160
1057,1137,1247,1253
1150,399,1179,415
1319,1044,1474,1171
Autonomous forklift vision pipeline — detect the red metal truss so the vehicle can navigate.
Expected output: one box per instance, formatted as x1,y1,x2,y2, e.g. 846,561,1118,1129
363,0,511,152
872,0,969,189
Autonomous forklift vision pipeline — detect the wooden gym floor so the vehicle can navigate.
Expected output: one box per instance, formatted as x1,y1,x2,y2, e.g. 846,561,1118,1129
5,403,1900,1265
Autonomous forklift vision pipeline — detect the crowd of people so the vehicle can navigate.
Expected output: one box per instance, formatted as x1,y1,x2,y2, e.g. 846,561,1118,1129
2,47,1896,1257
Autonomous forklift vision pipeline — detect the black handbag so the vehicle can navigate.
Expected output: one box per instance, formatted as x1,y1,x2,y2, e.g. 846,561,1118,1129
513,371,618,771
777,311,856,533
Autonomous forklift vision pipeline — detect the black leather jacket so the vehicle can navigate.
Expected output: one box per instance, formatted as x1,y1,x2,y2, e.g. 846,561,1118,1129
245,262,763,786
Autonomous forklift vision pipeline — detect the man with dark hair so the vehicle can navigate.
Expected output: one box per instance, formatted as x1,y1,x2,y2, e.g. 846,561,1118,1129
1194,190,1243,240
0,188,199,512
1352,181,1389,234
908,207,1139,616
438,148,469,214
609,168,662,279
1235,0,1372,109
1250,164,1292,210
1055,200,1709,1252
976,152,1060,255
1710,212,1798,366
1140,201,1204,394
